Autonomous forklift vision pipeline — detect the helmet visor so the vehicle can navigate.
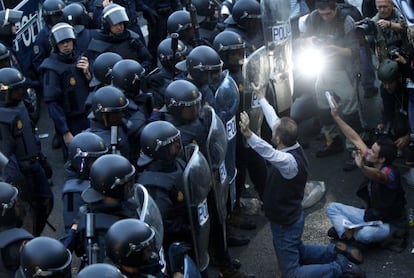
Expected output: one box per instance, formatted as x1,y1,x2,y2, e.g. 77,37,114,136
103,6,129,26
51,24,76,44
1,9,23,27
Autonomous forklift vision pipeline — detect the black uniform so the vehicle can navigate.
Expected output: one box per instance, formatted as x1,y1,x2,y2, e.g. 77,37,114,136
138,159,190,249
0,102,54,236
40,51,91,160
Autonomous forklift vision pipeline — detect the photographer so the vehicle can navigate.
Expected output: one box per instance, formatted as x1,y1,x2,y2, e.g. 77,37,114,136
376,58,412,164
299,0,362,164
326,99,407,249
371,0,409,63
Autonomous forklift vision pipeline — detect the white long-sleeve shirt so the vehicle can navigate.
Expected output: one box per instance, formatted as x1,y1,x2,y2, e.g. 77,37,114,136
246,97,299,179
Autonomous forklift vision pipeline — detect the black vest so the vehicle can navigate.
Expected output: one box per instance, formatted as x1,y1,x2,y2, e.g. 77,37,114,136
263,146,309,225
0,102,40,161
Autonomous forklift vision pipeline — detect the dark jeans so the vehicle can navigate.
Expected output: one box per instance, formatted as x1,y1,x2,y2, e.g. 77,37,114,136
270,212,342,278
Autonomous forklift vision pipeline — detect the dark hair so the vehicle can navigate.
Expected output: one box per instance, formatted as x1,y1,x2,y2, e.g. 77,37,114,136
316,0,337,10
275,117,298,147
376,137,397,166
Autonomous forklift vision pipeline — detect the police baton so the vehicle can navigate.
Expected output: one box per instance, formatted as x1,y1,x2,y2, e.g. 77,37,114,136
171,32,179,79
86,213,99,264
110,126,118,154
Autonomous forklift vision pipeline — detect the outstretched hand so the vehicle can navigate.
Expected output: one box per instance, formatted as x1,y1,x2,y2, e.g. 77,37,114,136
239,111,252,138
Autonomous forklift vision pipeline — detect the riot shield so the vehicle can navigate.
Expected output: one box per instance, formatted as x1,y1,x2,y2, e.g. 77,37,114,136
242,0,293,132
183,143,211,271
134,184,164,251
204,105,228,225
261,0,293,113
214,70,239,209
242,46,267,135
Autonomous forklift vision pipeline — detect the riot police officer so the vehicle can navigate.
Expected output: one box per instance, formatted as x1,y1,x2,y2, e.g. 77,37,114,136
167,10,198,51
0,182,33,277
193,0,223,43
0,67,54,236
62,132,108,231
32,0,66,73
175,45,223,108
105,218,163,277
40,22,91,161
224,0,264,56
137,121,188,246
161,80,245,276
147,37,187,110
86,3,152,73
111,59,152,163
87,85,132,161
213,30,262,231
77,263,126,278
63,2,99,52
64,154,137,265
15,237,72,278
162,79,209,153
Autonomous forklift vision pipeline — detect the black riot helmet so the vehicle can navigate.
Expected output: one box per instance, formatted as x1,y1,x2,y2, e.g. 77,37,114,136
0,43,11,68
176,45,223,86
111,59,145,98
138,121,181,166
165,79,202,123
17,237,72,278
42,0,66,26
63,2,89,33
229,0,261,30
91,85,129,126
49,22,76,52
213,30,246,69
0,181,18,226
0,9,23,36
82,154,136,203
90,52,123,87
193,0,219,21
378,58,400,83
0,67,26,106
167,11,194,44
77,263,126,278
157,37,187,72
68,132,108,178
101,3,129,33
106,219,161,274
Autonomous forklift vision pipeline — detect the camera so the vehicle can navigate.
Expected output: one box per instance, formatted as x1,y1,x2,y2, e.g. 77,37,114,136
356,18,377,37
388,47,406,59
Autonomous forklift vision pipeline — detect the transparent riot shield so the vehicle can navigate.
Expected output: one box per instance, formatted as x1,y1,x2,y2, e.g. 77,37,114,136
183,143,212,271
134,184,164,251
204,105,228,225
242,46,267,136
242,0,292,130
261,0,293,113
215,70,240,209
134,184,167,273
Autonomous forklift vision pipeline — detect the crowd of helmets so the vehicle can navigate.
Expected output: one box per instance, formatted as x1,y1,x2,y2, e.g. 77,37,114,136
0,0,268,277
